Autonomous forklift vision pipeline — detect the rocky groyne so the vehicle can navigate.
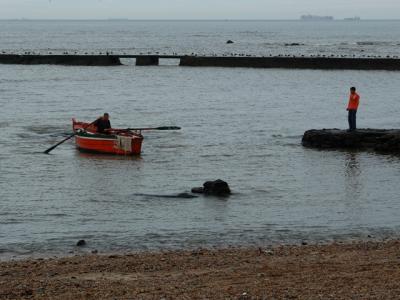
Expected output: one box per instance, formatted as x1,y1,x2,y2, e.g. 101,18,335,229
302,129,400,152
0,54,121,66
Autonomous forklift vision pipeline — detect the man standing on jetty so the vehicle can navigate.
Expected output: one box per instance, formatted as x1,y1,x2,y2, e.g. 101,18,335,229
347,87,360,131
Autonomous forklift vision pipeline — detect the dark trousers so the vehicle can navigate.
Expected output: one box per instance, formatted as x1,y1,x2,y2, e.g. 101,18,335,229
348,109,357,130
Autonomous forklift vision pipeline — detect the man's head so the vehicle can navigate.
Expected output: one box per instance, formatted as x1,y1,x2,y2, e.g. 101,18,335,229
103,113,110,121
350,87,356,94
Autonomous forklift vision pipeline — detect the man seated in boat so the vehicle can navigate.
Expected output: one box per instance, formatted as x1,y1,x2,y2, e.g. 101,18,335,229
93,113,112,134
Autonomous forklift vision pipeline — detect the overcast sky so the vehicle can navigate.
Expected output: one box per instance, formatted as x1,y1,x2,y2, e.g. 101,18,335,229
0,0,399,20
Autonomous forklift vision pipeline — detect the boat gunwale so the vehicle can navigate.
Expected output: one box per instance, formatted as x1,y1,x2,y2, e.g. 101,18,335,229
75,130,143,141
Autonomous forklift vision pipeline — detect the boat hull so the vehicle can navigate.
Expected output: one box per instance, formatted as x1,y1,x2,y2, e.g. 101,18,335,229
73,119,143,155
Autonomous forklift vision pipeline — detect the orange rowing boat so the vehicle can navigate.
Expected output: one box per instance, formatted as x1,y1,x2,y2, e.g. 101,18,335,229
72,119,143,155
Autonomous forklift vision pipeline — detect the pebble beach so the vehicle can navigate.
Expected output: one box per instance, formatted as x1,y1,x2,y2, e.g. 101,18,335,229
1,240,400,299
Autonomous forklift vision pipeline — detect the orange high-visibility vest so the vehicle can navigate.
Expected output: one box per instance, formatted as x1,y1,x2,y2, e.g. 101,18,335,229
347,92,360,110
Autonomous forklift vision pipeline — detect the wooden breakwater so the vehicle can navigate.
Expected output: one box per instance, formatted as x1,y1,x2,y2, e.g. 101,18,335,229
1,54,400,70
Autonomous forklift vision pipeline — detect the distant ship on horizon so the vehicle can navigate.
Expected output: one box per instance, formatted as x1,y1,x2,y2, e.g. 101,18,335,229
343,17,361,21
300,15,334,21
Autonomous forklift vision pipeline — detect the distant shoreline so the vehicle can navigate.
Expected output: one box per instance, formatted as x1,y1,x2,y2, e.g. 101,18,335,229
0,18,399,22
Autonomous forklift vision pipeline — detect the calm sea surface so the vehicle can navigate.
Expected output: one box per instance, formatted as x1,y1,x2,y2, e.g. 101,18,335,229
1,21,400,260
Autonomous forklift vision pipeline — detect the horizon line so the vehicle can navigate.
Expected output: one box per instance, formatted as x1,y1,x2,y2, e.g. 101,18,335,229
0,18,400,22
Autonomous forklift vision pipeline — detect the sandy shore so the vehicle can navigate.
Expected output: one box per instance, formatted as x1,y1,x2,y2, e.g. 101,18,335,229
1,240,400,299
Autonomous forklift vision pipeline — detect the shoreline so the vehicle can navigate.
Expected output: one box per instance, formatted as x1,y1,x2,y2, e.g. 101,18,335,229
1,240,400,299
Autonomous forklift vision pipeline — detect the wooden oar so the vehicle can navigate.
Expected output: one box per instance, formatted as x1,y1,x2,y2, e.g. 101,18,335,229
44,119,97,154
126,126,181,131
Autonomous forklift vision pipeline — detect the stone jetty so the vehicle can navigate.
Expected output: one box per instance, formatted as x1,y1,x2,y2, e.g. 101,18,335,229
302,129,400,153
179,56,400,70
1,53,400,69
0,54,121,66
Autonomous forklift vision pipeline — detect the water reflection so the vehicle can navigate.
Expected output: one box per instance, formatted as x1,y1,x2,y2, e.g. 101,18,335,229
75,151,143,162
344,152,362,201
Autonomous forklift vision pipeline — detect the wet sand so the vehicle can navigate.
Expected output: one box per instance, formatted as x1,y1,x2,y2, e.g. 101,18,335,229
1,240,400,299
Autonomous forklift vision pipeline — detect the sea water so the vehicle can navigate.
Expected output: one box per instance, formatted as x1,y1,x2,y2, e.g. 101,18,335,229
1,20,400,259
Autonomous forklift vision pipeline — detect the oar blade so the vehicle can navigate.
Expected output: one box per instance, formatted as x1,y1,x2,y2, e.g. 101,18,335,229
44,145,57,154
155,126,181,130
126,126,181,131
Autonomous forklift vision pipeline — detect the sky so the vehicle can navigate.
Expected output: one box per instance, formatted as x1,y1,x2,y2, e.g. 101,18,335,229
0,0,399,20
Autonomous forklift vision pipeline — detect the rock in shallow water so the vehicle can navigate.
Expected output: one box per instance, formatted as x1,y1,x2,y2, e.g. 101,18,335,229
76,240,86,247
192,179,231,196
302,129,400,153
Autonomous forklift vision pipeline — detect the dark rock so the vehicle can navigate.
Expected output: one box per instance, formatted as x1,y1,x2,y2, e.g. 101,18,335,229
226,40,234,44
134,193,198,199
285,43,302,46
191,187,204,194
302,129,400,153
175,192,198,199
76,240,86,247
203,179,231,196
192,179,231,196
22,289,33,296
